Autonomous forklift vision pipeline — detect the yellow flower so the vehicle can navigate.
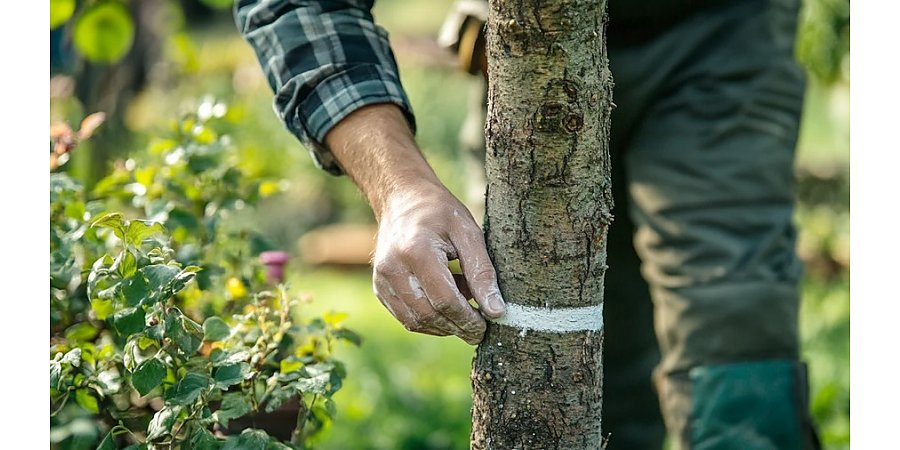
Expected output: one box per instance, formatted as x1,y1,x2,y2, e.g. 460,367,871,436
226,277,248,299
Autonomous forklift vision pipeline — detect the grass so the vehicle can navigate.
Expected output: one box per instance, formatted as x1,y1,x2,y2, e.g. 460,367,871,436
288,268,475,450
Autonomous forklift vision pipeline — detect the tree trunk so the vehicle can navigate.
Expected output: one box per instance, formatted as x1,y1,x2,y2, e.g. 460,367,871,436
471,0,614,448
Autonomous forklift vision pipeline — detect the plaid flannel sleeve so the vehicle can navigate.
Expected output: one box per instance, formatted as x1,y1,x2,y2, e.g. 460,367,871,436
235,0,416,175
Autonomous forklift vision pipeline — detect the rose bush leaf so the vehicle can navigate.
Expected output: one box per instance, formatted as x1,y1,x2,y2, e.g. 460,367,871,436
203,316,230,342
167,372,210,406
132,358,166,396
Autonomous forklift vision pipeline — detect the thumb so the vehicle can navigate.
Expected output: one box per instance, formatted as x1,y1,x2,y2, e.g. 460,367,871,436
451,228,506,319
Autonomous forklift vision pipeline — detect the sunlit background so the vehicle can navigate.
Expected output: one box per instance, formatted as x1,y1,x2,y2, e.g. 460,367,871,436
50,0,849,448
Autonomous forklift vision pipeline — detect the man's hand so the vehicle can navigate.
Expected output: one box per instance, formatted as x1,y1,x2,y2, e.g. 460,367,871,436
324,104,506,344
373,180,506,344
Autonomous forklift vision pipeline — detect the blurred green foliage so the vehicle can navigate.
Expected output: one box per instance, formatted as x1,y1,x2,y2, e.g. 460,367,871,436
72,1,135,63
798,0,850,84
51,0,77,29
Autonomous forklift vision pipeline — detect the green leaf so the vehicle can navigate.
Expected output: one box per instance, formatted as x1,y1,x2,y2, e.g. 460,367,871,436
97,343,116,360
132,358,166,396
96,429,116,450
73,1,135,63
332,328,363,346
168,372,210,406
65,322,99,343
322,397,337,419
112,306,146,337
165,310,204,355
183,314,205,336
147,405,182,441
142,264,180,291
115,250,137,278
80,348,97,369
50,361,62,389
203,316,230,341
121,274,149,306
213,363,249,389
190,428,221,450
91,212,125,234
123,338,139,371
125,220,165,247
50,0,76,29
137,335,159,350
323,311,348,328
211,349,250,367
75,388,100,413
61,348,83,367
222,429,269,450
170,322,202,355
146,323,165,341
214,392,251,428
91,298,116,321
96,282,122,301
279,359,302,374
171,267,200,294
294,373,329,395
304,362,334,377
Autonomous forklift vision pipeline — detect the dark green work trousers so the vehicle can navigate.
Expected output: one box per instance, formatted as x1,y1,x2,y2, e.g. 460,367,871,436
601,0,818,448
458,0,819,448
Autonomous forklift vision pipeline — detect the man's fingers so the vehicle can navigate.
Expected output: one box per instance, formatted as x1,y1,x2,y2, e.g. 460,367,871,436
383,270,463,336
372,278,418,329
452,273,474,300
400,276,472,340
450,226,506,319
373,277,455,337
406,250,486,344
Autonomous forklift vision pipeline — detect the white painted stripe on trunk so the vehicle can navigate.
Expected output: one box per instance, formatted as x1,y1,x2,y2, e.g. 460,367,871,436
490,303,603,332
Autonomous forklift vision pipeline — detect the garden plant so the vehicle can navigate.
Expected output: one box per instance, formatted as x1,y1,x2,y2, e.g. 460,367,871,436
50,105,360,449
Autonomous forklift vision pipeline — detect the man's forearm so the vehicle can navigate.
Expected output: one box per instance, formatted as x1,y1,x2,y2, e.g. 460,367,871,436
324,104,442,221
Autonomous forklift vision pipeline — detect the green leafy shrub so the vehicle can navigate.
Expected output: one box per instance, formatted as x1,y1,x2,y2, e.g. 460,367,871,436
50,105,360,449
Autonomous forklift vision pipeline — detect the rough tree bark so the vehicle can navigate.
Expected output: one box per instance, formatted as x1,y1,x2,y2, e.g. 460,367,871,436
471,0,614,448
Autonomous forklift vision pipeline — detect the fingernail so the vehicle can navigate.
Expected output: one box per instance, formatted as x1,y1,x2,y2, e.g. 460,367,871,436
488,292,506,316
